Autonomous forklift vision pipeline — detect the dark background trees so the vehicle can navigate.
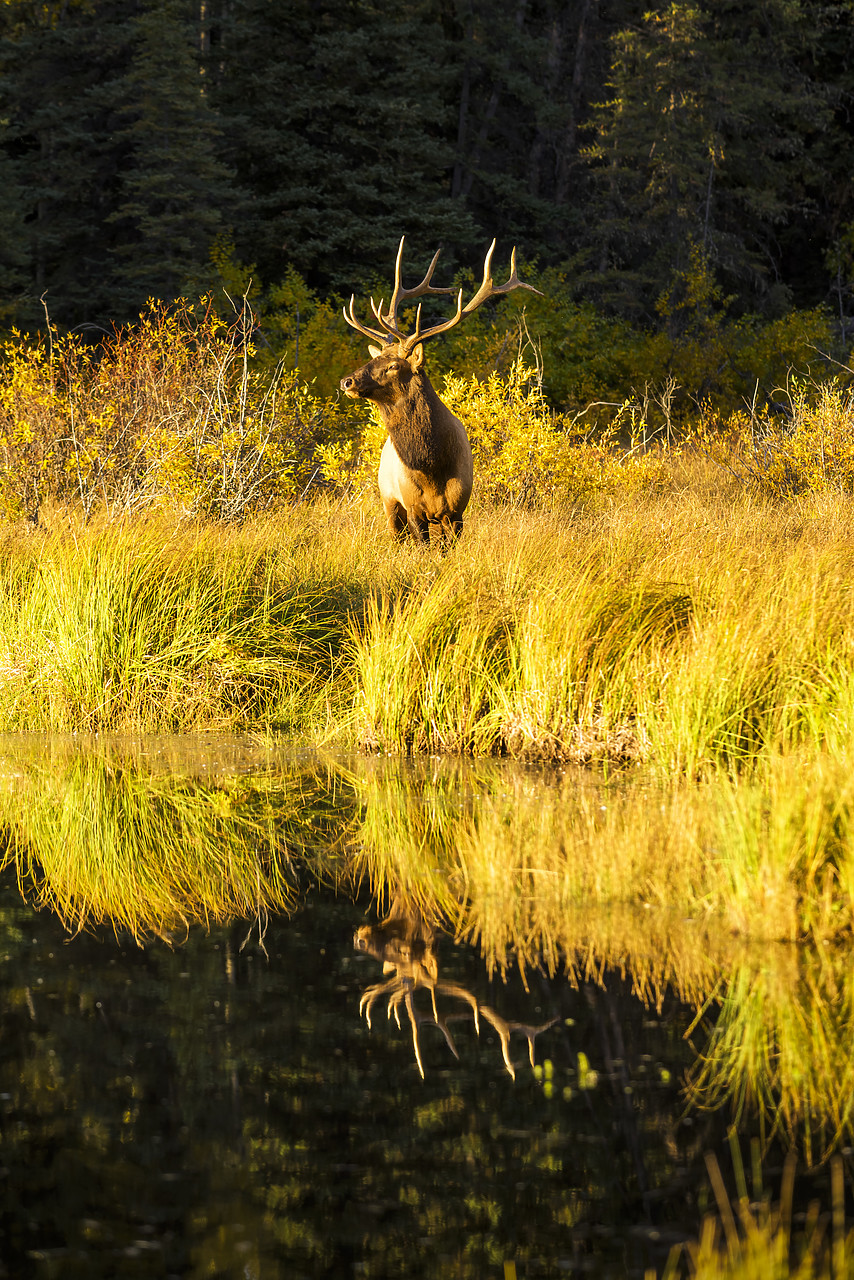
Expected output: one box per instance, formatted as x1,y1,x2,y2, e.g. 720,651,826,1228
0,0,852,346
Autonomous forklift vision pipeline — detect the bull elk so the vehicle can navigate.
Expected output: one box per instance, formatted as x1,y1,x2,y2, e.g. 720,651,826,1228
354,906,557,1079
340,238,541,545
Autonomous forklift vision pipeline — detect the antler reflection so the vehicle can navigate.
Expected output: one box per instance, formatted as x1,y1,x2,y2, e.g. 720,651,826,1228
354,906,557,1079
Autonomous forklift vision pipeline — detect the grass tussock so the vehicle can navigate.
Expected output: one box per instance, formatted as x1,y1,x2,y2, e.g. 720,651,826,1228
347,482,854,773
660,1152,853,1279
0,463,853,774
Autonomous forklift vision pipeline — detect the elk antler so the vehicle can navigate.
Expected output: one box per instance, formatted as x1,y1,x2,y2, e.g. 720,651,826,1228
374,237,458,340
359,970,557,1079
342,238,542,356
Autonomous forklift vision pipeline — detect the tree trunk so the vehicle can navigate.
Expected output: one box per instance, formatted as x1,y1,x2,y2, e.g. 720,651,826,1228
556,0,595,206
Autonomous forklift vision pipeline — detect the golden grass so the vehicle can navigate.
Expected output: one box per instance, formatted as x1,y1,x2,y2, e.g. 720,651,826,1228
658,1152,853,1279
0,479,852,776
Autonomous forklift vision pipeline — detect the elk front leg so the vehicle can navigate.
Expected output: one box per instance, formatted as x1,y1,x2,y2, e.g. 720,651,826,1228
384,499,408,539
439,514,463,545
407,512,431,544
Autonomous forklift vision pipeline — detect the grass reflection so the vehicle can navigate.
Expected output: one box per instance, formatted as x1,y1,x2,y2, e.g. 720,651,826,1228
0,737,348,941
347,755,854,1162
0,740,851,1161
684,950,854,1168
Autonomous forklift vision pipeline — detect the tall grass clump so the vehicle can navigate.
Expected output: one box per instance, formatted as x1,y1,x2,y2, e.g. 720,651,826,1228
348,492,854,773
0,519,354,733
659,1153,853,1280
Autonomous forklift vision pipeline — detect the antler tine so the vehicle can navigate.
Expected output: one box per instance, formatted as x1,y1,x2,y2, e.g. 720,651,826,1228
403,986,426,1079
383,239,457,330
388,985,406,1030
479,1006,517,1080
429,1007,461,1061
477,1008,559,1080
399,288,464,356
435,980,481,1035
398,240,541,354
343,295,389,346
461,240,543,317
359,977,400,1029
512,1017,560,1067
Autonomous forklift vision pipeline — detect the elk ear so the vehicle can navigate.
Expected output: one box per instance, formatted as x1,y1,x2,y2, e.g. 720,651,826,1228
408,342,425,371
368,344,383,358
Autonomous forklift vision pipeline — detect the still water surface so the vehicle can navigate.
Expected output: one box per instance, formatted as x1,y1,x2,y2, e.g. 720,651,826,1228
0,737,849,1278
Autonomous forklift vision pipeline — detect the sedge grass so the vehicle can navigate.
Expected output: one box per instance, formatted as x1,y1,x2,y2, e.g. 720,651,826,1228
0,515,352,734
0,487,854,774
345,486,854,772
659,1153,854,1279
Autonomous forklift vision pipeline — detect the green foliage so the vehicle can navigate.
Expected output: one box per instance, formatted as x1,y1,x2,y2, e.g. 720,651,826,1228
513,263,833,421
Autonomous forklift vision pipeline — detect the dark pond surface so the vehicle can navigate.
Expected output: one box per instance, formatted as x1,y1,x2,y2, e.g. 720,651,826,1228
0,738,849,1278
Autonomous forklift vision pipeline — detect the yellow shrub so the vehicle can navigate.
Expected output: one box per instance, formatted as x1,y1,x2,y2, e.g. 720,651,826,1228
0,300,363,522
445,360,668,506
698,379,854,498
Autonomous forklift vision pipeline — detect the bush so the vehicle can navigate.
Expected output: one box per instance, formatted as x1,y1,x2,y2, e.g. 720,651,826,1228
0,299,366,522
322,358,669,507
217,252,837,426
697,377,854,498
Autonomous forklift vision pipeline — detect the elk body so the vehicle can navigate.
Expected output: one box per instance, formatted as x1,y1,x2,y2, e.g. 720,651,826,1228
341,239,540,545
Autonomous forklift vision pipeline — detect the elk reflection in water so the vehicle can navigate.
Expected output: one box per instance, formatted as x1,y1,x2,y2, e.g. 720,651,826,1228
354,902,557,1078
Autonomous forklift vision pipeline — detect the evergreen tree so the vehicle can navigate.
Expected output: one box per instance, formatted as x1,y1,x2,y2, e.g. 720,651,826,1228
0,0,851,331
107,0,235,310
212,0,476,292
584,1,828,324
0,0,131,327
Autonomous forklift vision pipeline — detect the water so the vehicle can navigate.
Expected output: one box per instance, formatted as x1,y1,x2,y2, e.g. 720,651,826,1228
0,738,849,1278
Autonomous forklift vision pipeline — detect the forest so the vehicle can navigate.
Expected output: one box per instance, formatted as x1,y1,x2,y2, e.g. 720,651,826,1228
0,0,853,410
